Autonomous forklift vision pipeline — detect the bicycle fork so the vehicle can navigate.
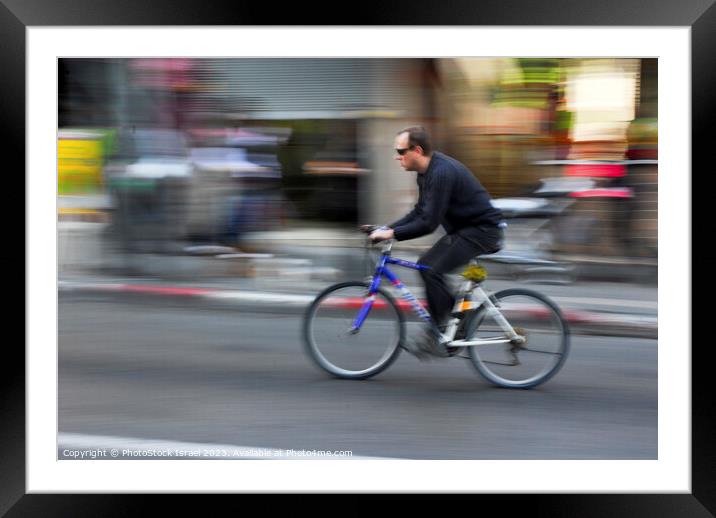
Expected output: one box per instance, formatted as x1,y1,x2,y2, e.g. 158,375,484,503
349,266,437,335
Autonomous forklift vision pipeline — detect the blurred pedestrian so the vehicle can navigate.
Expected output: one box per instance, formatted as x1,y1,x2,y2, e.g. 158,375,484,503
368,126,505,359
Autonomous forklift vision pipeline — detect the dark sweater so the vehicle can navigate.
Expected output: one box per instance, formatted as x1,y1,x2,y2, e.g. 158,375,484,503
389,151,503,241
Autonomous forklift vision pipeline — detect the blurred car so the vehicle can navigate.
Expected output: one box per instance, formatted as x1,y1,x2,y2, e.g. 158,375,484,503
184,127,290,245
103,128,195,252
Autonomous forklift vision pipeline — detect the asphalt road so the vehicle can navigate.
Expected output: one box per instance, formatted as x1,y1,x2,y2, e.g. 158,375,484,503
58,296,657,460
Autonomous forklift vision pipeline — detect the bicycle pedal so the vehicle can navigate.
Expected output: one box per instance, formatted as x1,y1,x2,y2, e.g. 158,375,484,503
510,327,527,346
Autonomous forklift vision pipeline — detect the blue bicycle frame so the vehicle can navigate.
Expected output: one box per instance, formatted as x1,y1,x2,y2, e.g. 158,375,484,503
350,250,438,333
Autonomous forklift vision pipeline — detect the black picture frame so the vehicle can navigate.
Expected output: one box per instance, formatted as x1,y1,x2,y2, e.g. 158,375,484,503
9,0,710,513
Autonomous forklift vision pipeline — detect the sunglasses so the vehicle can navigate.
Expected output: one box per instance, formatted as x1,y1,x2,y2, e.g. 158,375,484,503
395,145,415,156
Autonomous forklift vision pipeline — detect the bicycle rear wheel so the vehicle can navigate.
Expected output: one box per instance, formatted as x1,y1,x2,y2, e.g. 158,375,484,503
464,288,569,389
303,282,404,380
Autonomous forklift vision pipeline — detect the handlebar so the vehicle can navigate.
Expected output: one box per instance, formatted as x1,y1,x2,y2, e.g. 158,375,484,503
358,224,393,244
358,228,395,261
358,224,380,235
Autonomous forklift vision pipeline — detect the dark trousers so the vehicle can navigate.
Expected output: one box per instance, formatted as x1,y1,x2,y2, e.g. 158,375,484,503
418,225,503,328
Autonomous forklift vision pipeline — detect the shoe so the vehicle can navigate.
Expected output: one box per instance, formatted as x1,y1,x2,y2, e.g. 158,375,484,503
444,319,470,357
406,329,450,361
454,325,466,341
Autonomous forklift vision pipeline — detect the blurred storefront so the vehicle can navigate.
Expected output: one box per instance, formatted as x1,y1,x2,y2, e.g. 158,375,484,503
59,57,657,259
59,58,440,244
189,58,441,228
437,57,657,259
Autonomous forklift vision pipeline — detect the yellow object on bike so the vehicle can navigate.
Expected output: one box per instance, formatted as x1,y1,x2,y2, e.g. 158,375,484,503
462,264,487,283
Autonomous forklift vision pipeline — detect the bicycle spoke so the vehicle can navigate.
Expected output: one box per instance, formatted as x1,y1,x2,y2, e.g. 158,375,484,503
466,289,569,389
304,282,403,380
522,348,565,356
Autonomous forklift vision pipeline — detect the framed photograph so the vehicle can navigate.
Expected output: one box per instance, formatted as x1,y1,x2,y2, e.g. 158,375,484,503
11,0,709,513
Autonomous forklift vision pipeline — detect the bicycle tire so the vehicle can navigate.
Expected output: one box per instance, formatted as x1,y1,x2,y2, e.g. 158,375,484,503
464,288,570,389
303,281,404,380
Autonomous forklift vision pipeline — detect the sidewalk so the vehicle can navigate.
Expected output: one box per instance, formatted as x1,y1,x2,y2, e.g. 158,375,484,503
58,194,658,284
238,227,658,285
67,225,655,285
59,270,657,339
58,196,657,338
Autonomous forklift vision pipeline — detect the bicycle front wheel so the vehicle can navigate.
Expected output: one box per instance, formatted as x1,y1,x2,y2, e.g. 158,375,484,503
465,288,570,389
303,282,404,380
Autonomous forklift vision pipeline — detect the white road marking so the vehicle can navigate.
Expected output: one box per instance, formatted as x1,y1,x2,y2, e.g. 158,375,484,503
58,281,657,316
206,291,313,305
551,296,657,310
58,433,392,460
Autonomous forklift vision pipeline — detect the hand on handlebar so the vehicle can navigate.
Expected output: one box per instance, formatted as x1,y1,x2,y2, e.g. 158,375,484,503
369,227,395,243
359,224,379,234
359,224,394,242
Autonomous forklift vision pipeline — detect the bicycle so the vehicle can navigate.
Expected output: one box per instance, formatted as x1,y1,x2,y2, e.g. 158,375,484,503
302,226,570,388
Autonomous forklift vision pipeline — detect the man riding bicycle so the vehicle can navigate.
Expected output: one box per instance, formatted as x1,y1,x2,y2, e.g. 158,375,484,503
368,126,505,359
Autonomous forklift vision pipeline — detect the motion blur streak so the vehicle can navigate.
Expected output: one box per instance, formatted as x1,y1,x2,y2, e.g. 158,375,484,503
58,58,658,461
58,58,656,272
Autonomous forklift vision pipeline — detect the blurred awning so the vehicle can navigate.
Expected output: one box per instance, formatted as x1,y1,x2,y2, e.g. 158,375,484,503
187,128,286,147
564,163,626,178
303,161,369,176
129,58,197,91
568,188,633,199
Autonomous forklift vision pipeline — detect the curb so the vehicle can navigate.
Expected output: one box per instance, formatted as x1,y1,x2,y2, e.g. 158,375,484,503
59,280,657,339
